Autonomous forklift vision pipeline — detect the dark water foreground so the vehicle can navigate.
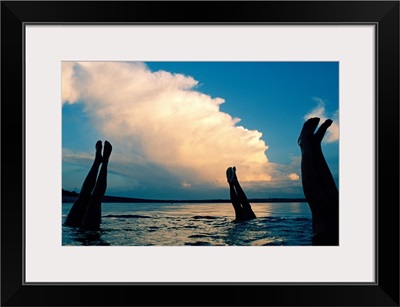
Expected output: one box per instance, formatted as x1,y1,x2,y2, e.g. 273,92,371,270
62,202,313,246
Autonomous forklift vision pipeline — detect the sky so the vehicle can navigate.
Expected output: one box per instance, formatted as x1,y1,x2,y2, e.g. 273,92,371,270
62,61,339,200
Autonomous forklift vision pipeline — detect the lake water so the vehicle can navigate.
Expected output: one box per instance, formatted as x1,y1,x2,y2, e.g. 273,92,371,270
62,202,313,246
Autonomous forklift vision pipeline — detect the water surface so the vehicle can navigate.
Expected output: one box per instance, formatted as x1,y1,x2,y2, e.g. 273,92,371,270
62,202,313,246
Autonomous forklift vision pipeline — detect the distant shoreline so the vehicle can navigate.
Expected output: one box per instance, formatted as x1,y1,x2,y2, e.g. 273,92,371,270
62,189,306,204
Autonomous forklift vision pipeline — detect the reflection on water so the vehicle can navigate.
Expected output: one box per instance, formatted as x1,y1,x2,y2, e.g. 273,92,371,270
289,202,302,214
62,202,312,246
65,227,110,246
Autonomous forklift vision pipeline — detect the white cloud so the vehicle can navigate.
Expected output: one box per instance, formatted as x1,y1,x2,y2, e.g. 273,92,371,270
62,62,274,193
304,97,339,143
288,173,300,181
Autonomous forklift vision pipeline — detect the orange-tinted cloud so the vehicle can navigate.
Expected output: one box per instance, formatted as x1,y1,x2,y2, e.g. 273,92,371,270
62,62,274,189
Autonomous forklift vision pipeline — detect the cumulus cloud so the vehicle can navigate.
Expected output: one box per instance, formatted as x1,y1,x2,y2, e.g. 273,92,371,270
288,173,300,181
62,62,276,195
304,97,339,143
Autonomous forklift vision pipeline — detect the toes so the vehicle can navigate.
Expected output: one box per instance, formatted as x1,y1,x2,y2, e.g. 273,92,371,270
226,167,233,183
96,140,102,150
305,117,320,131
103,140,112,159
231,166,238,182
95,140,103,160
314,119,333,143
298,117,320,146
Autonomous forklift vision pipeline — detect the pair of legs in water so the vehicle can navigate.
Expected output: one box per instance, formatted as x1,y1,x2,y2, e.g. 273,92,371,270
298,117,339,245
226,166,257,222
64,140,112,230
227,117,338,245
65,117,337,244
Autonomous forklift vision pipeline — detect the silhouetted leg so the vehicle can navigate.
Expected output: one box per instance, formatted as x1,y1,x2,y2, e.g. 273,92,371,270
81,141,112,230
64,141,102,227
298,118,339,245
227,167,245,221
231,167,256,220
298,118,324,207
313,120,339,245
314,119,339,201
230,184,246,221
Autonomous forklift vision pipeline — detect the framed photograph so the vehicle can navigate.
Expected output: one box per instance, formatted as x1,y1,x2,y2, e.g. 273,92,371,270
2,1,399,306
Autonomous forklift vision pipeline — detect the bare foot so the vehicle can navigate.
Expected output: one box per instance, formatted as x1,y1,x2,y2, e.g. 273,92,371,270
95,140,102,163
314,119,333,143
231,166,238,183
103,140,112,163
298,117,333,148
298,117,320,148
226,167,233,183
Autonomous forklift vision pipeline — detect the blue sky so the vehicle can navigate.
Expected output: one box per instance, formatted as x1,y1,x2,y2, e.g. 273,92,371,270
62,62,339,200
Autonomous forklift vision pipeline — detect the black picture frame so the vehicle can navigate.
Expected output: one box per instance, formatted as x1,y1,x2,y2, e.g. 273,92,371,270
1,1,399,306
